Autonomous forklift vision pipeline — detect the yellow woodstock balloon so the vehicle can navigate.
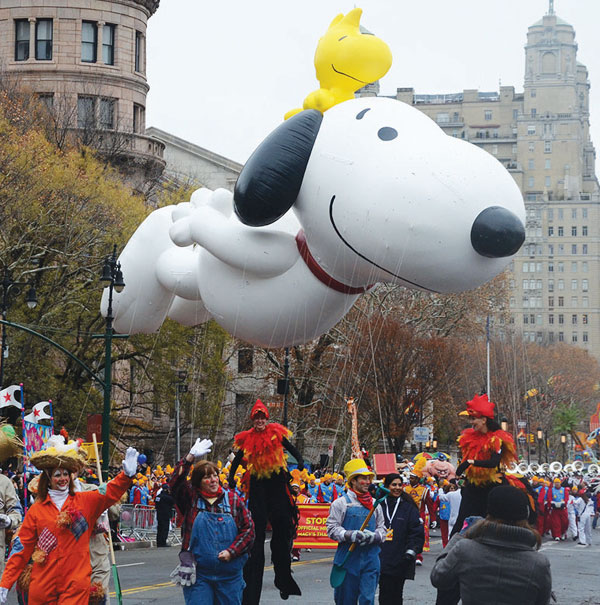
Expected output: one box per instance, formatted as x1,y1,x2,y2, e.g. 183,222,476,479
285,8,392,119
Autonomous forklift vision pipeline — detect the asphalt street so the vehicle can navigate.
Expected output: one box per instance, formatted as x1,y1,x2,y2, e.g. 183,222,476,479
5,529,600,603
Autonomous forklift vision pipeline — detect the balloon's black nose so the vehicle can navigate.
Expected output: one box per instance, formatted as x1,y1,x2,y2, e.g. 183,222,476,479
471,206,525,258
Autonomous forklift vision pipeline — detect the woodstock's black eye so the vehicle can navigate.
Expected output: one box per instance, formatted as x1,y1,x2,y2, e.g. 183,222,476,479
378,127,398,141
356,108,371,120
338,36,347,41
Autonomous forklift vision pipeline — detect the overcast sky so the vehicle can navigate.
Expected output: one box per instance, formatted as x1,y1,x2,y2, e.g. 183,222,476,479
146,0,600,167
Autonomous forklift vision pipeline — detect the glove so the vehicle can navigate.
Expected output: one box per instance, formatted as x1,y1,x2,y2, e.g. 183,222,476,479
403,549,417,562
122,447,139,477
430,520,438,529
189,438,213,458
0,514,12,530
361,529,378,545
170,550,196,586
0,587,8,604
344,530,366,544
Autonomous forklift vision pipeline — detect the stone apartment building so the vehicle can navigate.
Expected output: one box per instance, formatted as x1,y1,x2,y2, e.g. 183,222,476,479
0,0,165,192
379,7,600,358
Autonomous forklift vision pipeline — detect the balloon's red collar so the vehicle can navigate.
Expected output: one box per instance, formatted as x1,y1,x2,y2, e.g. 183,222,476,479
295,230,372,295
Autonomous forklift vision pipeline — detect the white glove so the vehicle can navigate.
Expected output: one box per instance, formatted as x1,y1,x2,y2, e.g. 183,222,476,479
0,587,8,604
122,447,139,477
189,438,212,458
361,529,378,545
0,514,12,530
170,551,196,586
344,530,366,544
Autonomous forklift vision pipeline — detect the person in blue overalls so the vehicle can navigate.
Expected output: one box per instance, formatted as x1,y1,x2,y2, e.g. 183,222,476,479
326,459,386,605
170,439,255,605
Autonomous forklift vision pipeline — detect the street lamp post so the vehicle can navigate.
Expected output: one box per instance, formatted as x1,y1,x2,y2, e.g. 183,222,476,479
560,433,567,465
0,269,37,388
99,246,125,477
175,370,188,461
537,427,543,463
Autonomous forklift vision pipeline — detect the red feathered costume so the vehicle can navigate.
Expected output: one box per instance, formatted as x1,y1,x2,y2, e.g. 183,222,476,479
229,400,303,604
451,394,519,537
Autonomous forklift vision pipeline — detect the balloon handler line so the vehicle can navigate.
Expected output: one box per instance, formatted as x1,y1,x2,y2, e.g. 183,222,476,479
329,485,389,588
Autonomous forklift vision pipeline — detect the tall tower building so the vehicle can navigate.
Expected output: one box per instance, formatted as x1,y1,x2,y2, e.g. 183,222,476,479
368,6,600,358
0,0,165,192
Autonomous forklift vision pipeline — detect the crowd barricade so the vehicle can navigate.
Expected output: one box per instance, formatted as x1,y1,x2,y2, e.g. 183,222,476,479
118,504,181,545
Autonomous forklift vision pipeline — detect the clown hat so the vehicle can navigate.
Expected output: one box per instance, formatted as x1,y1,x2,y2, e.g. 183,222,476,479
459,394,495,419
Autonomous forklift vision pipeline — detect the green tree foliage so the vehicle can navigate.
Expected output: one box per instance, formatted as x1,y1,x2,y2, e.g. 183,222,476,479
0,95,230,462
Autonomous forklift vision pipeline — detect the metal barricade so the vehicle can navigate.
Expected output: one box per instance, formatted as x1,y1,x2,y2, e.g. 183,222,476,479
118,503,181,545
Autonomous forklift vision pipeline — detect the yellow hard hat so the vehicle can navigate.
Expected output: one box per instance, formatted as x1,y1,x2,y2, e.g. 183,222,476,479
343,459,374,482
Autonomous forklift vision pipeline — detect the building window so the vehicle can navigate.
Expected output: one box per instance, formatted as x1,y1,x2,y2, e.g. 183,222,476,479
549,332,555,343
528,159,535,170
77,96,95,128
572,314,578,325
545,176,551,188
558,296,564,307
35,19,52,61
548,280,554,292
237,349,253,374
582,262,588,272
509,297,516,308
558,244,564,254
571,279,577,290
549,314,554,324
558,314,564,324
548,262,553,272
99,98,115,129
583,314,588,325
571,297,578,307
557,226,563,237
528,124,536,135
572,332,578,343
571,226,577,236
582,279,588,292
82,21,97,63
548,226,554,237
582,296,589,308
485,110,492,121
135,31,143,72
531,108,537,117
558,332,564,342
582,226,588,236
102,24,116,65
582,208,588,219
133,103,145,134
571,208,577,219
531,89,537,98
15,19,30,61
528,177,534,188
37,93,54,110
544,141,552,153
546,159,552,170
523,315,529,325
582,244,588,255
583,332,588,343
571,244,577,254
529,142,535,152
547,209,553,220
557,263,564,274
571,262,577,272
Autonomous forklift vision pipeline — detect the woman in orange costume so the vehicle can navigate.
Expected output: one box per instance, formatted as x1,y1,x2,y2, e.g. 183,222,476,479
228,400,304,604
451,394,517,537
0,437,138,605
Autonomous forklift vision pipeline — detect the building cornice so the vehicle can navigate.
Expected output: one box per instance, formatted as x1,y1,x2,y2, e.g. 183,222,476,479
113,0,160,18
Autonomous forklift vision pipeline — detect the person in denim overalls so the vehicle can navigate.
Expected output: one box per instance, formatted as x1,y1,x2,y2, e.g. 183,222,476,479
185,494,247,604
327,459,386,605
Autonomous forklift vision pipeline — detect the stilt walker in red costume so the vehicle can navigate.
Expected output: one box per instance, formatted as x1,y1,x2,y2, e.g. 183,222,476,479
229,400,304,604
451,394,518,536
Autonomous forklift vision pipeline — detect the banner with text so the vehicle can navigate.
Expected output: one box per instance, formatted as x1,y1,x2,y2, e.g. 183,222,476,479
293,504,337,549
24,421,53,473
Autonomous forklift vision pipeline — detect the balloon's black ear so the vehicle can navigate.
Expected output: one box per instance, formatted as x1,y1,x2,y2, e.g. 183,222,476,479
234,110,323,227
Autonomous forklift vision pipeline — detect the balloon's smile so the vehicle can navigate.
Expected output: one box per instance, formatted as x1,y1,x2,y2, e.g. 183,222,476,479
331,64,367,84
328,195,436,292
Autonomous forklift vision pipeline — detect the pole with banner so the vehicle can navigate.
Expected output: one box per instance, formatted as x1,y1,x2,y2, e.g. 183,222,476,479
19,383,28,513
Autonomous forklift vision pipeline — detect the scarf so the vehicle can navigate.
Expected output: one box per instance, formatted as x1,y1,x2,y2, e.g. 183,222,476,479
199,486,223,504
351,488,373,510
48,487,69,511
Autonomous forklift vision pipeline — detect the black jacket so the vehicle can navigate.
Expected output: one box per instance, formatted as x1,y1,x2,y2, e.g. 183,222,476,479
379,495,425,580
155,489,174,518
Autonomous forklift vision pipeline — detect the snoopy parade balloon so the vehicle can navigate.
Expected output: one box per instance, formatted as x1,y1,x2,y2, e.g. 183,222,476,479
101,11,525,349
